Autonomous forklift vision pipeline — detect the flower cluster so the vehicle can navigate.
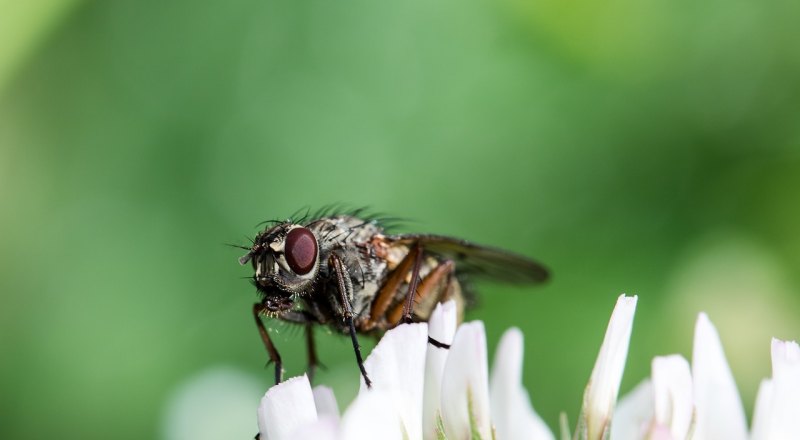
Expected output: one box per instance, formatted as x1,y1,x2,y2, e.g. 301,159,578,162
256,295,800,440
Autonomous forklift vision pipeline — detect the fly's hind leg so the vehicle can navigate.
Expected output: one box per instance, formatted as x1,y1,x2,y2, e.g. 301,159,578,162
387,259,457,350
400,243,425,324
387,259,455,324
422,260,457,350
252,303,283,385
365,244,422,330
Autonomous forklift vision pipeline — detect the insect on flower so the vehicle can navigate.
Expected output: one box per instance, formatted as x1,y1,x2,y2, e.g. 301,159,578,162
237,208,549,388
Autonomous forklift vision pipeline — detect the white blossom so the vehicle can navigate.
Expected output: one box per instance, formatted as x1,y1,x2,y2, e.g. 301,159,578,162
651,355,693,439
423,301,458,439
750,339,800,440
256,300,550,440
257,375,317,440
581,294,638,440
249,294,800,440
691,313,748,440
610,310,799,440
490,327,555,440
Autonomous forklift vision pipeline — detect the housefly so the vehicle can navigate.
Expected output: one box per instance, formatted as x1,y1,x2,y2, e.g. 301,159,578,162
237,208,549,388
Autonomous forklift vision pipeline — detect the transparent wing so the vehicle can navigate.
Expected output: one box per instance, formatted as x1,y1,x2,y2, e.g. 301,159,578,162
385,234,549,285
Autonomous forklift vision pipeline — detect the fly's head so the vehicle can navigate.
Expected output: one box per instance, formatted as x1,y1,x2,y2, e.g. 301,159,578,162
239,223,320,312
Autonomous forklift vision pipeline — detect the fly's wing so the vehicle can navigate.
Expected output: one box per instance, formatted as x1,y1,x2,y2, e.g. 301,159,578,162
385,234,549,284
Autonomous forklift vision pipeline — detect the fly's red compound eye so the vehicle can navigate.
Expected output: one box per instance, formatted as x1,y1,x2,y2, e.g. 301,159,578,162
285,227,318,275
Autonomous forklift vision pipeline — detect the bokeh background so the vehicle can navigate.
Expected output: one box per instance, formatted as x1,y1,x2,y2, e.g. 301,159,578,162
2,0,800,438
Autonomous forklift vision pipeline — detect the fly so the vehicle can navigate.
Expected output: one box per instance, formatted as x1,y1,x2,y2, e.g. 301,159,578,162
237,208,549,388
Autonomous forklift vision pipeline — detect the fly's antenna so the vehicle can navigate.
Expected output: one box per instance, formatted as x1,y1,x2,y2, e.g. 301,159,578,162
238,252,254,265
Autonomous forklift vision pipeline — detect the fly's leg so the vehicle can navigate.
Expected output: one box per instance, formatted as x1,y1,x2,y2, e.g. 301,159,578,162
251,312,316,440
305,324,321,383
329,253,372,388
279,311,323,383
387,259,455,337
370,243,422,325
400,243,424,325
253,303,283,385
347,316,369,386
422,260,455,349
366,244,421,329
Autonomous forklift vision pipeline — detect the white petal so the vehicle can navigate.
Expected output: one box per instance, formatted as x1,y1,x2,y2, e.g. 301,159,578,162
288,415,338,440
339,389,404,440
441,321,493,440
691,313,747,440
257,375,317,440
764,339,800,439
490,327,554,440
582,294,638,440
313,386,339,420
423,301,458,440
648,425,674,440
610,380,653,440
652,355,693,440
750,379,773,440
359,322,429,440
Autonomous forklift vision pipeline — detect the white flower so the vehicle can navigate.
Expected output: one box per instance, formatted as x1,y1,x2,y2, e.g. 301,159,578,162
440,321,492,439
581,294,638,440
338,389,403,440
252,295,800,440
610,313,744,440
691,313,748,440
257,375,317,440
423,300,458,439
256,300,551,440
750,339,800,440
651,355,693,439
611,311,800,440
490,328,555,440
610,380,653,440
358,322,429,438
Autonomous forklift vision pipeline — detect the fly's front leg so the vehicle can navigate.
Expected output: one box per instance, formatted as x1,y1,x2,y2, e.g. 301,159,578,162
328,253,372,388
305,324,321,383
253,303,283,385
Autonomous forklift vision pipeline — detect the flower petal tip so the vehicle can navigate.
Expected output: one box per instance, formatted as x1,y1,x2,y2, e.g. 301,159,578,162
429,300,458,344
501,326,524,343
771,338,800,363
582,294,638,440
617,294,638,306
258,375,317,440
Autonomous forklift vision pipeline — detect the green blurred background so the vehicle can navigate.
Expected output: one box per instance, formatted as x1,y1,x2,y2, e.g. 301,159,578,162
2,0,800,438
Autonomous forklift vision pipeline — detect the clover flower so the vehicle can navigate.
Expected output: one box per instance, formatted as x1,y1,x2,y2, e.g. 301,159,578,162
255,295,800,440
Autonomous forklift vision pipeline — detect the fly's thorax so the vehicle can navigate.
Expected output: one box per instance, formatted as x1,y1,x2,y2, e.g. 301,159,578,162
306,215,384,251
